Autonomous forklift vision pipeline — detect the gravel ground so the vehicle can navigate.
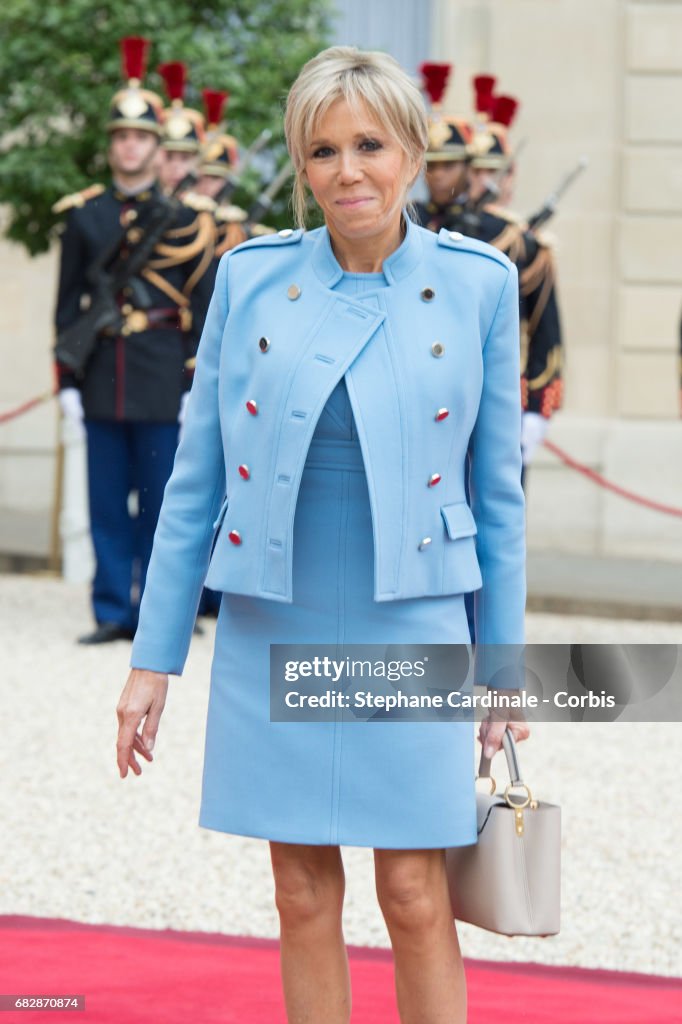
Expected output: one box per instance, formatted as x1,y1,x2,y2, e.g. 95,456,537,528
1,574,680,977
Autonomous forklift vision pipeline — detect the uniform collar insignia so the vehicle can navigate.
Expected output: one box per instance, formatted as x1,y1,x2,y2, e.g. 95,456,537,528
112,184,157,203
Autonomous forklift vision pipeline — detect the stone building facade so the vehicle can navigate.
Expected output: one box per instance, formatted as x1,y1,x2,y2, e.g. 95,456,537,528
1,0,681,567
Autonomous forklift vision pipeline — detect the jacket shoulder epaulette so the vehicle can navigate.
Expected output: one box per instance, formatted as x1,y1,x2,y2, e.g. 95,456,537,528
215,203,247,224
52,184,105,215
230,227,304,254
484,204,525,227
436,228,512,269
181,191,217,214
531,227,557,250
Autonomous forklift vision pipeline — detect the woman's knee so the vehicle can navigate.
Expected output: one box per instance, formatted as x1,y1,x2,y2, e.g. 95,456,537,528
374,850,448,933
270,843,345,926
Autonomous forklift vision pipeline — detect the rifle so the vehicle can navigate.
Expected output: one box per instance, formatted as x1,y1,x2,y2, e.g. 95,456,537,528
211,128,272,207
54,180,191,376
244,161,293,226
526,157,588,231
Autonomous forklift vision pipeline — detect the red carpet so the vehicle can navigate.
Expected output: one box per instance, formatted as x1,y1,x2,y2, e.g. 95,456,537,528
1,916,680,1023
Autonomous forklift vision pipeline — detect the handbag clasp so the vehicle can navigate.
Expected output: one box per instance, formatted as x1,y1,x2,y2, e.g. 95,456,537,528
504,782,534,836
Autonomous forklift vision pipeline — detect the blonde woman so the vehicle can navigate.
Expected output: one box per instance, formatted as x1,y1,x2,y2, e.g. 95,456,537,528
117,46,529,1023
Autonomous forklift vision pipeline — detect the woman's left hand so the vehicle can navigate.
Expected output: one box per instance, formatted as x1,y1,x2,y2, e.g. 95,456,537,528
478,688,530,759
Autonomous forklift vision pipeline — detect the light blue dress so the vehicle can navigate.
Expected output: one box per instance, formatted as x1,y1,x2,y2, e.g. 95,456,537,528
199,270,477,848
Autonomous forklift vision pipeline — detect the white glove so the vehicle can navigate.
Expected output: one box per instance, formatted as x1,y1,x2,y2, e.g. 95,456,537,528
521,412,549,466
58,387,84,440
178,391,191,425
59,387,84,422
178,391,191,442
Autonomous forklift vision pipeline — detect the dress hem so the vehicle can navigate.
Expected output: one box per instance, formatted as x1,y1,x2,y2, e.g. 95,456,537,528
198,814,479,850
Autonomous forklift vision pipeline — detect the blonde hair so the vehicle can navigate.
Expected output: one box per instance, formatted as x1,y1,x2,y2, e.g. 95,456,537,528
284,46,428,227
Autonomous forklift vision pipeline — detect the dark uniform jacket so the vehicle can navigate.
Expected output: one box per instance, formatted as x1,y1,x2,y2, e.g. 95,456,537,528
203,204,275,294
55,184,215,422
414,199,563,418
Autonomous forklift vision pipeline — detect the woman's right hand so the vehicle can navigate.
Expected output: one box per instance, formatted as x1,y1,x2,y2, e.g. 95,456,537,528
116,669,169,779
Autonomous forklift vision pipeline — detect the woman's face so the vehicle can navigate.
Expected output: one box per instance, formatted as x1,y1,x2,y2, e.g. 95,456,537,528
303,97,418,244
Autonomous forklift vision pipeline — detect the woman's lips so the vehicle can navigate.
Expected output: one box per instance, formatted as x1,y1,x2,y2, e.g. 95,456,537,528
336,197,373,207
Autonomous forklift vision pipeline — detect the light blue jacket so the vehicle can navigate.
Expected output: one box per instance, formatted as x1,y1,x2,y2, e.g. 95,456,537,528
131,217,526,675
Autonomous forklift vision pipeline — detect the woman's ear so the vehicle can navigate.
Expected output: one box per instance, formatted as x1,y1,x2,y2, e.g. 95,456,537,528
406,156,424,191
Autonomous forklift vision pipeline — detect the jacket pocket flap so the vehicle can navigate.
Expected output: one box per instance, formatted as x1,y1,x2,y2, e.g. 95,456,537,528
441,502,478,540
212,497,229,530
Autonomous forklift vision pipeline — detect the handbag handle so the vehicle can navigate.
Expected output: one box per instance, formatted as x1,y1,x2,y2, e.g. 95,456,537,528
477,727,523,786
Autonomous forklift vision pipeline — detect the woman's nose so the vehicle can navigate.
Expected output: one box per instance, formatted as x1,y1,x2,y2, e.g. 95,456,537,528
337,151,363,183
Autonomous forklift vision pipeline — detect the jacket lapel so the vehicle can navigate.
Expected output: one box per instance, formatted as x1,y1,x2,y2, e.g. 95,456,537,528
261,291,386,598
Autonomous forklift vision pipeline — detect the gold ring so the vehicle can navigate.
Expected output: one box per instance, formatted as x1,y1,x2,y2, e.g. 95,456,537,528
504,782,532,809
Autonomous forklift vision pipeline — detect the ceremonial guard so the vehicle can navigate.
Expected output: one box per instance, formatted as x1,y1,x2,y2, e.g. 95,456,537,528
415,64,563,474
194,90,251,256
412,63,471,232
53,37,215,644
195,91,281,256
156,61,205,194
468,87,563,460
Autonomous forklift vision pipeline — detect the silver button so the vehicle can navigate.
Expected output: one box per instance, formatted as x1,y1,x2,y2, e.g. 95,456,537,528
287,284,302,300
258,336,270,353
448,231,464,241
279,228,294,238
421,287,435,302
431,342,445,358
418,537,432,551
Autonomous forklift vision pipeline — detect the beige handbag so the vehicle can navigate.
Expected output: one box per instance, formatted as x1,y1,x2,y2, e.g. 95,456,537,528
446,728,561,937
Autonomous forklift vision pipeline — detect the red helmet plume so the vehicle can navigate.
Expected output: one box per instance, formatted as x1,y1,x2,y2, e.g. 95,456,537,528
473,74,496,116
120,37,150,83
491,95,519,128
419,62,452,105
158,62,187,103
202,89,229,128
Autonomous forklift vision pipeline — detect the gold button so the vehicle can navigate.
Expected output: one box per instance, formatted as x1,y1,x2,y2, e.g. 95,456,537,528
258,336,270,353
431,342,445,358
121,303,133,315
418,537,432,551
421,287,435,302
279,228,294,238
287,284,302,300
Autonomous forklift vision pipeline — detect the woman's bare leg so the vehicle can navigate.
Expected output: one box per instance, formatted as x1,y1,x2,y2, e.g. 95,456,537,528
269,841,351,1024
374,848,467,1024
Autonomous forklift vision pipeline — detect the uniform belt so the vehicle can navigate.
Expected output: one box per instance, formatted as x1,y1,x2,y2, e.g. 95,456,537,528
103,306,191,336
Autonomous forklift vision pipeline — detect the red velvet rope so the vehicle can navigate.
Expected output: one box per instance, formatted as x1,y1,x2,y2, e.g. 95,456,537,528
2,393,681,519
0,388,57,425
543,440,682,519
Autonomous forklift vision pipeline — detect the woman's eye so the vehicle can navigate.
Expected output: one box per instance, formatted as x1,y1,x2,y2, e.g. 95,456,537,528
312,146,334,158
360,138,382,151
